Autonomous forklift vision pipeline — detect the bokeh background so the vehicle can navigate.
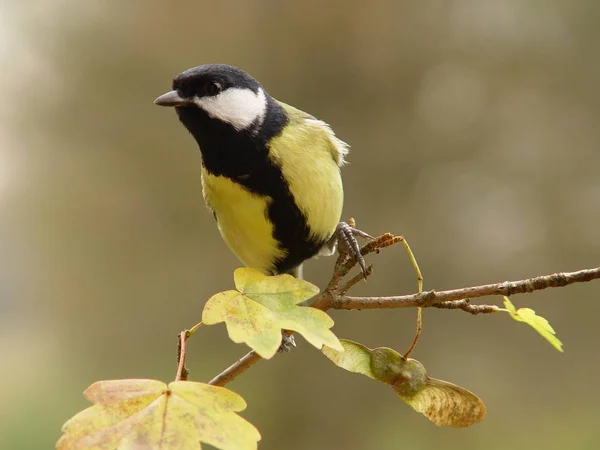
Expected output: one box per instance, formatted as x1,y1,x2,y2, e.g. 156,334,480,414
1,1,599,449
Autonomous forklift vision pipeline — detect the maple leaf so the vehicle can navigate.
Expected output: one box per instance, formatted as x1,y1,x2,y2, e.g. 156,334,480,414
501,297,563,352
57,379,260,450
203,268,343,358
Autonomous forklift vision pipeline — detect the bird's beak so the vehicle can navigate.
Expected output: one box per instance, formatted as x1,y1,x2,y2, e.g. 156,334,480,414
154,90,188,107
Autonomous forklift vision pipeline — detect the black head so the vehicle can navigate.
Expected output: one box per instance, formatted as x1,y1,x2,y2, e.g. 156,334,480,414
155,64,269,131
173,64,262,99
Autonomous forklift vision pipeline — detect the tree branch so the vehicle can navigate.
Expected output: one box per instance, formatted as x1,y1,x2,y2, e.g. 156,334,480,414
203,232,599,387
432,299,498,315
209,350,262,386
333,267,600,310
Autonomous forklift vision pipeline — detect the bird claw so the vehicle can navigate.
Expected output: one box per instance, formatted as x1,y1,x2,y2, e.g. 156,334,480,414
278,333,296,352
332,222,374,279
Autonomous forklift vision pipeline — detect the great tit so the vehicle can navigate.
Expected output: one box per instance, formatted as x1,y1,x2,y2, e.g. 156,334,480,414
155,64,368,277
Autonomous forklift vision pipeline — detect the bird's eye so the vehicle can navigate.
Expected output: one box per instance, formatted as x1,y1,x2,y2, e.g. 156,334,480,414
204,82,222,96
177,83,195,98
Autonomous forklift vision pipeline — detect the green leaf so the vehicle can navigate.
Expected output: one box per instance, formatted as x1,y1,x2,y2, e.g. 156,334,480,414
57,379,260,450
323,340,486,427
501,297,563,352
203,268,343,359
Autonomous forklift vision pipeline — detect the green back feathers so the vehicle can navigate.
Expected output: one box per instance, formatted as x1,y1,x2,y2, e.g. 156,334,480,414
277,102,349,167
267,101,345,241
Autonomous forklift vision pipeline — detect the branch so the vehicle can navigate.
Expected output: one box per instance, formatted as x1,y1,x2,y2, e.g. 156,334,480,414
432,299,498,315
208,329,295,386
333,267,600,310
175,331,189,381
209,350,262,386
203,232,599,386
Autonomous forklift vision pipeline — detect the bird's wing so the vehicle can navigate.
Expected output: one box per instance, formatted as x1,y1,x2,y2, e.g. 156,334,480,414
277,101,349,166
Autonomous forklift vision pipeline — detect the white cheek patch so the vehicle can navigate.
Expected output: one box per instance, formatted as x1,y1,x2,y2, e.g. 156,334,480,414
193,87,267,131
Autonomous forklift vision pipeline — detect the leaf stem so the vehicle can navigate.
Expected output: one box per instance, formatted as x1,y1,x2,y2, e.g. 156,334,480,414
404,308,422,359
400,237,424,358
401,238,423,293
188,321,204,336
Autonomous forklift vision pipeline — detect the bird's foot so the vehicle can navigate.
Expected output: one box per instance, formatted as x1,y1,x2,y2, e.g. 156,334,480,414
278,332,296,353
331,221,374,279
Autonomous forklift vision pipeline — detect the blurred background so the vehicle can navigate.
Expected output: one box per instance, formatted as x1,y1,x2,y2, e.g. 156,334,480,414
1,0,599,449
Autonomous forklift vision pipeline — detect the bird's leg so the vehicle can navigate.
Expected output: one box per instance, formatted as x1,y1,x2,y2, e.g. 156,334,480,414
327,221,374,278
276,265,304,352
285,264,303,280
278,332,296,352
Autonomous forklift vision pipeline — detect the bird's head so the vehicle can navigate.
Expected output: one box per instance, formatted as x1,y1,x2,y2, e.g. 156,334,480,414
154,64,268,132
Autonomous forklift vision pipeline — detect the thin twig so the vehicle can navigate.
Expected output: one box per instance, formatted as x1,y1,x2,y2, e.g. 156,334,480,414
334,267,600,310
175,331,189,382
433,299,498,315
175,322,204,382
208,350,263,386
339,264,374,295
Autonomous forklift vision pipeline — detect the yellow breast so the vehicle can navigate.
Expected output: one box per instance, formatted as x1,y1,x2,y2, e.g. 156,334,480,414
201,168,286,274
199,102,346,275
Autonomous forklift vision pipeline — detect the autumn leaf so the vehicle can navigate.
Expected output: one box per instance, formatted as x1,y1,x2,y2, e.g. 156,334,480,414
57,379,260,450
202,268,343,358
500,297,563,352
323,340,486,427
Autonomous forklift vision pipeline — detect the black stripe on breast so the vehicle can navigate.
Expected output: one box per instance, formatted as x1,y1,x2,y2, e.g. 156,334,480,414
176,95,326,274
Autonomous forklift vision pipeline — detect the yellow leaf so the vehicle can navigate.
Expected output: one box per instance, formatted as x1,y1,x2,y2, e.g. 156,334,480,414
405,378,486,428
203,268,343,358
502,297,563,352
323,340,486,427
57,379,260,450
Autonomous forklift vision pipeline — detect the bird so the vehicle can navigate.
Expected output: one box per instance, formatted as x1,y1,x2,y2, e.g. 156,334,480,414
154,64,369,279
